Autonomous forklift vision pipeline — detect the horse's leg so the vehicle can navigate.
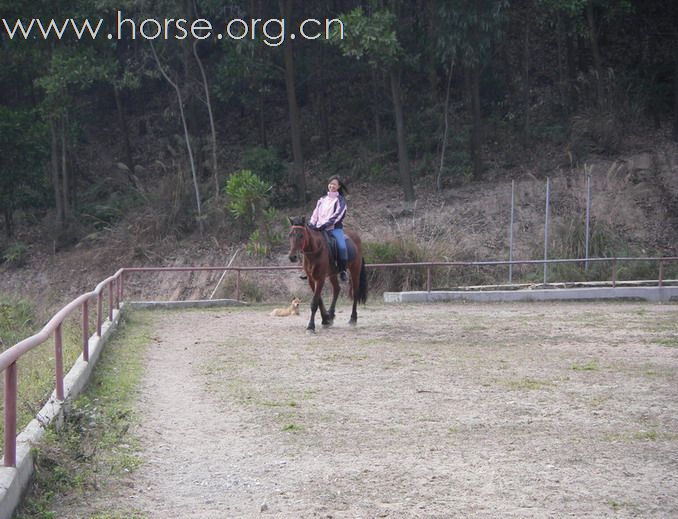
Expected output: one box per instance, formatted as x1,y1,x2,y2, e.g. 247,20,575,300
327,275,340,323
349,262,359,325
307,278,324,333
319,294,332,327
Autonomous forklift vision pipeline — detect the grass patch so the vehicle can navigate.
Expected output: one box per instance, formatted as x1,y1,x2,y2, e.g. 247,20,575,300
16,310,152,519
261,400,299,408
653,337,678,348
571,360,599,371
281,423,304,433
502,378,554,391
90,513,148,519
605,429,678,442
608,499,637,513
0,298,103,444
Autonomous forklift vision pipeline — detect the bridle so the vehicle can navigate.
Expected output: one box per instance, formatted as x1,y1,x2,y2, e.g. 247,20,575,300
290,225,323,256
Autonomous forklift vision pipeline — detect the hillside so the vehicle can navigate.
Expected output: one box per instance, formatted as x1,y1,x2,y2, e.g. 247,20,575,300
2,130,677,317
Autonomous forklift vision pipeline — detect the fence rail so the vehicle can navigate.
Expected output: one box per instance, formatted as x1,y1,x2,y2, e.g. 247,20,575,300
2,255,678,468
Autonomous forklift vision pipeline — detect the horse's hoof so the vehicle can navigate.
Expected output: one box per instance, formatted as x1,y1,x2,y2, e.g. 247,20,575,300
306,328,316,335
348,319,357,326
322,321,333,328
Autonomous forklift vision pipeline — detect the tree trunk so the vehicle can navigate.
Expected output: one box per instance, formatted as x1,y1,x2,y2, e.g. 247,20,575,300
151,42,203,236
465,66,483,179
437,61,453,192
372,68,382,154
50,119,64,225
113,84,137,188
555,13,566,110
258,91,268,148
193,39,220,198
3,204,14,239
565,15,577,111
522,22,530,147
318,40,331,152
673,54,678,142
60,113,69,221
280,0,306,205
586,0,604,106
390,68,415,201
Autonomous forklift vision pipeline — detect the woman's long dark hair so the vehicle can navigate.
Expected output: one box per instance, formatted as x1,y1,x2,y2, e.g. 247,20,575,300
328,175,348,197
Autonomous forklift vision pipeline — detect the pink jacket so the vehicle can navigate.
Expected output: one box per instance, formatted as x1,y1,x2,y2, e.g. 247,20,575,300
309,191,347,230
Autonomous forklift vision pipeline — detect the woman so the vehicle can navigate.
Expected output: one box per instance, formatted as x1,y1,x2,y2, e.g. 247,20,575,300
309,175,349,281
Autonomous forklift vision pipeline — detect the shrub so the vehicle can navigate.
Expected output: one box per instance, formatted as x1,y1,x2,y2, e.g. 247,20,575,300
225,169,271,235
570,108,623,156
364,238,428,292
2,241,28,268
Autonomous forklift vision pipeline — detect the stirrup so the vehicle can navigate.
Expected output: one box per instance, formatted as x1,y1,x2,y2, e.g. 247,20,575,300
339,271,348,282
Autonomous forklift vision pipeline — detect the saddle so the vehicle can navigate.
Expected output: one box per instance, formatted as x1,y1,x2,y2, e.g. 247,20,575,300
321,230,355,270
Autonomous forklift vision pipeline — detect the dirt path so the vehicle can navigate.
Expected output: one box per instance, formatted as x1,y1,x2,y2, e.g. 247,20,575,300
54,301,677,518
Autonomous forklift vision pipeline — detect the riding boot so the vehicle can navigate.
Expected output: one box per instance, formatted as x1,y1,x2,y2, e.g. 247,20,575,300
338,259,348,282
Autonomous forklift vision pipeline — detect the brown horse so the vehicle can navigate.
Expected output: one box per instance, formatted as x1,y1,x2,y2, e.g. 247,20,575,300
288,216,368,333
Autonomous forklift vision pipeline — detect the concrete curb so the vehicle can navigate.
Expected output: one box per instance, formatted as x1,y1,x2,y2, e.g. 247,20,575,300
384,286,678,303
127,299,247,310
0,305,125,519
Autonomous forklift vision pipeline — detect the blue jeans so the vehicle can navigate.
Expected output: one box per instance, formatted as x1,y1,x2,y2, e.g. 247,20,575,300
331,228,348,261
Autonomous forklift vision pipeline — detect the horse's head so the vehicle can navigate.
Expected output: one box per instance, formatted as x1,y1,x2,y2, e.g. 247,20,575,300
288,216,306,262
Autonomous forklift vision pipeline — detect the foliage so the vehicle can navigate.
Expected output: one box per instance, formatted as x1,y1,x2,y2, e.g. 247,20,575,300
0,107,49,235
2,241,29,268
328,7,401,68
364,238,429,292
240,147,286,186
0,298,34,350
225,170,272,228
77,182,145,230
435,0,510,68
0,0,676,254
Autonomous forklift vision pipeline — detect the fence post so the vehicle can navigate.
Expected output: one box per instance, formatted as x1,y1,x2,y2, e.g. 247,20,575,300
97,291,103,336
509,179,515,283
426,266,431,293
108,279,114,321
585,172,591,272
82,299,89,362
611,258,617,288
544,177,550,285
236,270,241,301
117,271,123,308
4,362,18,467
658,260,664,288
55,324,64,401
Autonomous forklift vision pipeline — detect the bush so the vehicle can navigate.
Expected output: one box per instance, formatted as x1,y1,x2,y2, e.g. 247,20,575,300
225,170,271,234
364,238,428,292
2,241,28,267
570,109,623,156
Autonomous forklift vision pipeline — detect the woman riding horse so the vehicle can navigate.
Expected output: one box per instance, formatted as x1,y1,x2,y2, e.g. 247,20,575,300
288,216,367,333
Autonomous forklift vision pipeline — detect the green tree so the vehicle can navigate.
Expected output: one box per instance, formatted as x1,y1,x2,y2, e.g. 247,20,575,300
0,108,48,238
329,5,415,201
436,0,509,179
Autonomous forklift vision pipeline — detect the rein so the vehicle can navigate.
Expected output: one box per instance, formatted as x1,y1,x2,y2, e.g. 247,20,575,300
291,225,323,256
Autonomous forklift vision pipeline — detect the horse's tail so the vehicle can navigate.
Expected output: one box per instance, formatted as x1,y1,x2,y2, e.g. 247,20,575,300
358,258,368,304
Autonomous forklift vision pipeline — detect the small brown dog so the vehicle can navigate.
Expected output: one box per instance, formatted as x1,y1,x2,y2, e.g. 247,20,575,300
270,297,301,316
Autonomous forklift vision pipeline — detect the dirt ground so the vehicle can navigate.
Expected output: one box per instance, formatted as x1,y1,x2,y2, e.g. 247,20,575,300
50,300,677,519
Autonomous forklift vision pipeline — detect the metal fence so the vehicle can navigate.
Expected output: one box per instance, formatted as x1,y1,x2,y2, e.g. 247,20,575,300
2,256,678,468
